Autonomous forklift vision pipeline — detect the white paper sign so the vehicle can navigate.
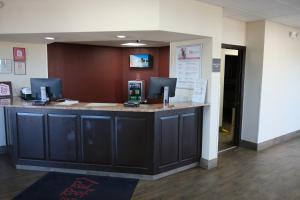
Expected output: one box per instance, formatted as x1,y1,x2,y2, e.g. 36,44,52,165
0,59,12,74
175,45,202,89
192,79,207,104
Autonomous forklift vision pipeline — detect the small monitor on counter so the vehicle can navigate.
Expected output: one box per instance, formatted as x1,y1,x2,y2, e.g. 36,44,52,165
148,77,177,104
30,78,63,101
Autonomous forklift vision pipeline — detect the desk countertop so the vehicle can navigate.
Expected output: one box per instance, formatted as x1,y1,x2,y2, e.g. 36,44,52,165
2,97,208,113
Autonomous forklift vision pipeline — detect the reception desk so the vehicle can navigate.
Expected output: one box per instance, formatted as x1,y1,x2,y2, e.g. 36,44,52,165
4,98,206,180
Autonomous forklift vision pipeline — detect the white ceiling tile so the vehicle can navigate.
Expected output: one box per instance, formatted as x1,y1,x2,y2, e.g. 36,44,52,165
229,14,264,22
197,0,300,28
277,0,300,9
223,7,263,21
272,14,300,28
230,0,284,12
256,4,300,18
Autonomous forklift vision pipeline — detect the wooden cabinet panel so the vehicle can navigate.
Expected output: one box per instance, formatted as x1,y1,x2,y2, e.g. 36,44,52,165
16,113,45,159
7,105,203,176
181,113,197,161
48,114,78,162
81,116,113,165
115,116,148,168
159,115,179,166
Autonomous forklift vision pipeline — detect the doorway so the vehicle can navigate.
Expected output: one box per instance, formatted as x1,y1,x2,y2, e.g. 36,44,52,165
219,44,246,152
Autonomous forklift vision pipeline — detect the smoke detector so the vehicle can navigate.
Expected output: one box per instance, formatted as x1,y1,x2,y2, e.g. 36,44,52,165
289,31,299,39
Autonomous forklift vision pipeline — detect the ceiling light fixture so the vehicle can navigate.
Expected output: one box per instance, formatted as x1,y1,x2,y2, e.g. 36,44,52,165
117,35,127,39
121,40,146,47
45,37,55,40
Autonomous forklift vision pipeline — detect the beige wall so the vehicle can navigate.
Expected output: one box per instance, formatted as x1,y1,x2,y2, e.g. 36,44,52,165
242,20,300,144
0,42,48,95
160,0,223,57
222,17,246,46
242,21,265,143
0,41,48,146
0,0,160,33
258,21,300,143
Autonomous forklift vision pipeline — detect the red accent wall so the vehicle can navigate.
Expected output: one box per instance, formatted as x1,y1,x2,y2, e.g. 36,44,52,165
48,43,169,102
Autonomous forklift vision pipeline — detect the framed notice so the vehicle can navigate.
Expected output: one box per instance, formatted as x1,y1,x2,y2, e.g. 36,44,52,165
0,81,13,99
175,44,202,89
13,47,26,61
14,61,26,75
0,98,12,106
0,59,12,74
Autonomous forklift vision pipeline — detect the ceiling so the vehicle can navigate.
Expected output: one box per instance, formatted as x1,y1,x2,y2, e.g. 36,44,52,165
0,31,203,47
198,0,300,28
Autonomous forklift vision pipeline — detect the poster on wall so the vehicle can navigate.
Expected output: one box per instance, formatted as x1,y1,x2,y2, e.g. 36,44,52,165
14,61,26,75
0,59,12,74
175,44,202,89
0,98,12,106
13,47,26,61
0,81,13,99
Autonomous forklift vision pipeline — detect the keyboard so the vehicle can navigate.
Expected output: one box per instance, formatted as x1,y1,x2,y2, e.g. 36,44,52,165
123,101,140,107
32,100,48,106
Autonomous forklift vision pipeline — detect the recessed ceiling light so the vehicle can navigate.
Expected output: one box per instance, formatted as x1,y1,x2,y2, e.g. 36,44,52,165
121,42,146,47
45,37,55,40
117,35,127,39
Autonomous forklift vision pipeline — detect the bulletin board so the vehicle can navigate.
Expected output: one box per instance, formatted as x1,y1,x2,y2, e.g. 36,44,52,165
175,44,203,89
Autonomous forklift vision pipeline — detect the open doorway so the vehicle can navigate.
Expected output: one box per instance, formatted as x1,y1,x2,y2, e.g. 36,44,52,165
219,44,246,152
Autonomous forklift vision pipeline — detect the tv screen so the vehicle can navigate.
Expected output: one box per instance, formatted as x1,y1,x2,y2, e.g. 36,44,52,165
130,54,153,68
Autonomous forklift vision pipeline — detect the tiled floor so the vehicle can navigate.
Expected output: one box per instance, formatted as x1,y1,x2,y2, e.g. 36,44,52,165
1,137,300,200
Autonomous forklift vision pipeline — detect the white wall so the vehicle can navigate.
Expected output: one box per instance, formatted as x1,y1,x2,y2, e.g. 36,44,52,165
0,41,48,146
0,0,223,58
242,20,300,144
258,21,300,143
170,38,221,161
222,17,246,46
0,0,160,33
242,21,265,143
160,0,223,58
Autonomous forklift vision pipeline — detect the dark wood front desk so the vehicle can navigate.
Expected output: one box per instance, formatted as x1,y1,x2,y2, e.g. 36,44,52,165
4,98,206,180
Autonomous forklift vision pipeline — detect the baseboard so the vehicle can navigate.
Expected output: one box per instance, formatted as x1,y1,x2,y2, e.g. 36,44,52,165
199,158,218,170
240,140,257,150
240,130,300,151
0,146,7,154
17,162,199,181
257,130,300,151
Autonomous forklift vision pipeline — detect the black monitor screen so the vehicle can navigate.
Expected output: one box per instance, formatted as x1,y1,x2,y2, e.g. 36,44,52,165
148,77,177,99
30,78,63,100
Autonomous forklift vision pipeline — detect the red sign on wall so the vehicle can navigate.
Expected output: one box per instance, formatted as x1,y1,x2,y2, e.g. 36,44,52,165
13,47,26,61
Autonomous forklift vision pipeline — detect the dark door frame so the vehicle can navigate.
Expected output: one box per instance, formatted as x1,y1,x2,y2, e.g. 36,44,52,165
221,44,246,147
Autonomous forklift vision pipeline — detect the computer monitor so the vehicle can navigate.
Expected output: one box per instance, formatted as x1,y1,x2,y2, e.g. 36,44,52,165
30,78,63,100
148,77,177,99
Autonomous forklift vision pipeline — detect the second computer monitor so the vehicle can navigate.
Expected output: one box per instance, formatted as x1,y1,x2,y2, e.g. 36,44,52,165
31,78,63,100
148,77,177,99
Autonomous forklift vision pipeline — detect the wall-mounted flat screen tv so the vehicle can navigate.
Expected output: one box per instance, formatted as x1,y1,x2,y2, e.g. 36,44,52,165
130,54,153,68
